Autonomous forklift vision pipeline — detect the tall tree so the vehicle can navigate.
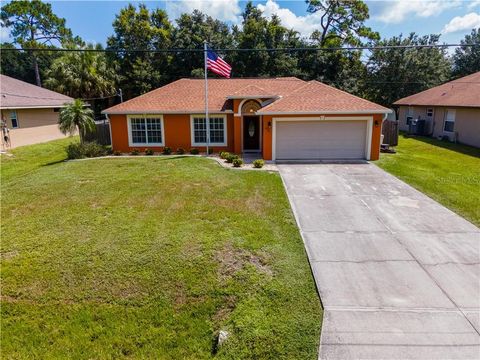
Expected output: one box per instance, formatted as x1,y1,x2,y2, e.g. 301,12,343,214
1,0,74,86
171,10,234,78
363,33,451,107
44,43,117,99
452,28,480,78
306,0,379,46
44,43,117,114
106,4,173,98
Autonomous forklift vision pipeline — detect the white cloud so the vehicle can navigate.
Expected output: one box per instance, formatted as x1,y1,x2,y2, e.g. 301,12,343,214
468,0,480,9
166,0,241,23
375,0,461,24
257,0,321,37
442,12,480,33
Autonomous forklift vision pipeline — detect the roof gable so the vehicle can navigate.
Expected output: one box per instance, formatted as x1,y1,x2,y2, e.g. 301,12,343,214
0,75,74,109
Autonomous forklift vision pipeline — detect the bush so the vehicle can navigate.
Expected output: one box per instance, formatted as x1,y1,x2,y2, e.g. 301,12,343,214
66,142,108,160
232,158,244,168
253,159,265,168
190,148,199,155
220,151,230,159
208,148,214,155
162,147,172,155
105,146,113,155
113,150,122,156
176,148,185,155
225,154,238,163
130,148,140,156
145,148,154,155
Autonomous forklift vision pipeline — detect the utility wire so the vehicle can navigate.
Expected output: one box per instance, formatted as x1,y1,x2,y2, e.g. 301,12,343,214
1,44,478,53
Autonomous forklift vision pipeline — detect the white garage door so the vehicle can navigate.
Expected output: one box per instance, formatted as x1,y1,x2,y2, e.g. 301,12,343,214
275,120,368,160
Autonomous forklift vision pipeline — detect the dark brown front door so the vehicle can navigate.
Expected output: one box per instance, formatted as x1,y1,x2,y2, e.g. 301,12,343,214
243,116,260,150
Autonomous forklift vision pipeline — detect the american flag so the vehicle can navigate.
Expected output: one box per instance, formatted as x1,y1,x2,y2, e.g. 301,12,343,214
207,49,232,78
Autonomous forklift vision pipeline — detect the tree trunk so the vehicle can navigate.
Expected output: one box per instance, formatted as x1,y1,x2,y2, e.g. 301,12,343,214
78,127,84,144
32,54,41,87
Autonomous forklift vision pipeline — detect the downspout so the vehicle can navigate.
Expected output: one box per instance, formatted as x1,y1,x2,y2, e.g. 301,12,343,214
106,114,113,149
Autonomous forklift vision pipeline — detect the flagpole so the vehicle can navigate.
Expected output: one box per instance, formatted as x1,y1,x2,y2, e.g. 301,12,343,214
204,41,210,156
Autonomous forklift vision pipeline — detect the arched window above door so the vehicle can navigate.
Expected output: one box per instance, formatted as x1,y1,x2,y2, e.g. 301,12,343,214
241,100,261,114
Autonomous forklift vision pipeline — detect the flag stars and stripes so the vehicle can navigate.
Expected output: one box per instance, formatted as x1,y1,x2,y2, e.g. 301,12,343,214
206,49,232,78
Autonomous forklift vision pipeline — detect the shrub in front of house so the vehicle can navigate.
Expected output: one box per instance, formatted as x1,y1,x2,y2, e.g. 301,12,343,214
162,147,172,155
220,151,230,159
176,148,185,154
190,148,199,155
145,148,154,155
113,150,122,156
130,148,140,156
225,154,238,163
232,158,243,168
253,159,265,168
66,142,108,160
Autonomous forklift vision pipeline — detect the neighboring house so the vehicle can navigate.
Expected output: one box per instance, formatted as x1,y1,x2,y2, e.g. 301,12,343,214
0,75,74,148
394,72,480,148
103,78,390,161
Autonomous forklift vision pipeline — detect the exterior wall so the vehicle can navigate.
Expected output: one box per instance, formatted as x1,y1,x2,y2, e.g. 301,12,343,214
452,108,480,148
261,113,382,161
109,113,235,153
110,112,384,160
397,105,480,148
8,124,68,149
1,108,60,129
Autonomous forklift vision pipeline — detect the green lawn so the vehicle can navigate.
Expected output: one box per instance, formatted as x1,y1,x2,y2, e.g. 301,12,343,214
377,134,480,227
1,139,321,359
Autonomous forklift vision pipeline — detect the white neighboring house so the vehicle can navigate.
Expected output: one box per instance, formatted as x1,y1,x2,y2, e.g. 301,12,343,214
0,74,74,148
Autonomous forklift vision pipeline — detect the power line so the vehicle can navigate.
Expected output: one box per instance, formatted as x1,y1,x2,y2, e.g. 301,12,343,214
1,44,478,53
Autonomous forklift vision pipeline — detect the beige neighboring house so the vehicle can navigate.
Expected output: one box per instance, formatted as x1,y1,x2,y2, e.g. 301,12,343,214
0,74,74,148
394,71,480,148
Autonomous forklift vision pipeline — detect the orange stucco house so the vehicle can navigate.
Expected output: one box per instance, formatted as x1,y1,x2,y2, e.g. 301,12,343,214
102,77,391,161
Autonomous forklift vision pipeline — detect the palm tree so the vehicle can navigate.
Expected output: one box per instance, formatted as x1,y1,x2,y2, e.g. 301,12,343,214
44,43,117,99
59,99,95,144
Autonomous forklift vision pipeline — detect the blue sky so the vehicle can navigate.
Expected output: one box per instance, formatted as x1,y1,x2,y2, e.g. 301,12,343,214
2,0,480,46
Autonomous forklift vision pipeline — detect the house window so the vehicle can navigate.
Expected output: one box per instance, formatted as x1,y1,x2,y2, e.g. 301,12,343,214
191,115,227,146
426,108,434,117
443,109,455,133
10,110,18,128
128,116,164,146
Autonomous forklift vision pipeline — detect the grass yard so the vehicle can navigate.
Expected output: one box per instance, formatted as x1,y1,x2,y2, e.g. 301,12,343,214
377,134,480,227
1,139,321,359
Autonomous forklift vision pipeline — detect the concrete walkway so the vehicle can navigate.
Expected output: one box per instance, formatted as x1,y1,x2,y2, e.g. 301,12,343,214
279,163,480,360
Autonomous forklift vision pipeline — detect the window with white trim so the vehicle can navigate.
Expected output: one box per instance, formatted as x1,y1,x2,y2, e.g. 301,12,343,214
128,116,163,145
426,108,434,117
10,110,18,128
444,109,455,132
191,116,226,145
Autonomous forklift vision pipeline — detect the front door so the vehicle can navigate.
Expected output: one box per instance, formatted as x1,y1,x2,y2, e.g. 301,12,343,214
243,116,260,151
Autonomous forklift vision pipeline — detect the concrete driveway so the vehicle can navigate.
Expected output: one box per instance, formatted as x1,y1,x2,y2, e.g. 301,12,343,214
279,163,480,360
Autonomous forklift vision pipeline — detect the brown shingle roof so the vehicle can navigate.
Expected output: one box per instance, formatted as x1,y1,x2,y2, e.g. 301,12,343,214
258,80,389,114
103,77,389,114
0,75,74,109
394,72,480,108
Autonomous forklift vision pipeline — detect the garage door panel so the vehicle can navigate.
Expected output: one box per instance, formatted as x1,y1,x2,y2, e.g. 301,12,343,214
275,120,367,160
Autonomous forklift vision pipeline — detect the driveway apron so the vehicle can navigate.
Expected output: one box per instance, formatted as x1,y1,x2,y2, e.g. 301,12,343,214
279,163,480,360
